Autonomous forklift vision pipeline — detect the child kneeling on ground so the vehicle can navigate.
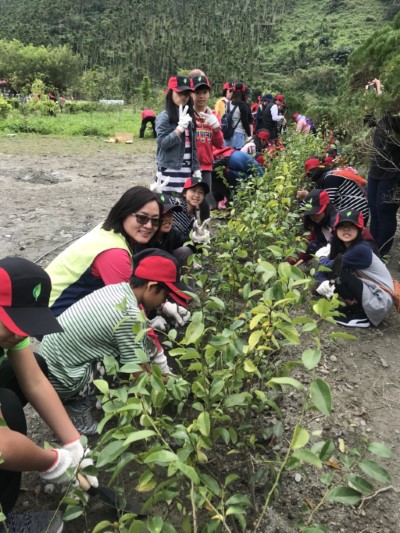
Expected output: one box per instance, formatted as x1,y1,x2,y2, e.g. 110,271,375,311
315,210,394,328
40,249,192,436
0,257,97,533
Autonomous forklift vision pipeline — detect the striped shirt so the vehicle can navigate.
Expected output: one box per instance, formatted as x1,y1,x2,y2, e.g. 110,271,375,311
160,129,192,193
40,283,152,398
321,172,369,222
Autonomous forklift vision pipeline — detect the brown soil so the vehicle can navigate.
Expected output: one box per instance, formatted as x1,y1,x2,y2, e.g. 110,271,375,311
1,135,399,532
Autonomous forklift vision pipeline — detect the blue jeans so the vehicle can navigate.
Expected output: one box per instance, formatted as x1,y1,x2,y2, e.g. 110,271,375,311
224,131,245,149
368,176,400,255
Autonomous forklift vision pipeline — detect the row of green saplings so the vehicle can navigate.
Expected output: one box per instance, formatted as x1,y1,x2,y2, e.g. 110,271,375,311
59,131,391,533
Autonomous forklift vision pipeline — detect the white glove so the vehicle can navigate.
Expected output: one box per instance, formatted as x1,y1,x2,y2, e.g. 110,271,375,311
150,315,169,332
63,438,99,488
177,105,192,133
151,349,175,375
192,219,211,244
315,244,331,259
199,111,220,130
161,302,191,326
193,169,202,179
150,172,170,194
40,449,73,484
316,280,335,299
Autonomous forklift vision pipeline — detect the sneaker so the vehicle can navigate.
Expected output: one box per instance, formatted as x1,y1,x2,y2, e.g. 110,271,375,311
2,510,63,533
336,310,371,328
64,396,98,436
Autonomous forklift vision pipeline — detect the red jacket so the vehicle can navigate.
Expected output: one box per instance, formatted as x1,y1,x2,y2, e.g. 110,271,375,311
141,109,156,120
194,109,224,171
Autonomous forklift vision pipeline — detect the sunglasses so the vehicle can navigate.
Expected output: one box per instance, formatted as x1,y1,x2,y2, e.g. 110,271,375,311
132,213,161,227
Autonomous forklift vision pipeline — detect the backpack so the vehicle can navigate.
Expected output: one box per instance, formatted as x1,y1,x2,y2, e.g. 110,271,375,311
221,102,240,140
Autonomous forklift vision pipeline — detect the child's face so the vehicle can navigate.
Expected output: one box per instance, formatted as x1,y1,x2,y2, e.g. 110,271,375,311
336,223,358,246
172,90,191,107
160,212,174,233
310,212,325,224
143,285,168,311
185,186,205,208
0,321,26,349
192,88,210,109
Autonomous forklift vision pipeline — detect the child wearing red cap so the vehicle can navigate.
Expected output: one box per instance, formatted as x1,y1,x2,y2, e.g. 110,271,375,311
155,76,201,195
41,249,192,435
0,257,97,532
315,210,394,328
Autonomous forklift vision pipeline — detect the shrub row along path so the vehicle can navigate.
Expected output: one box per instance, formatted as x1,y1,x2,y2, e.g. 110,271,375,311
0,135,399,532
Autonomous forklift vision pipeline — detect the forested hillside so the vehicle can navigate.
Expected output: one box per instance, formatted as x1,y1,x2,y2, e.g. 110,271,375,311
0,0,398,97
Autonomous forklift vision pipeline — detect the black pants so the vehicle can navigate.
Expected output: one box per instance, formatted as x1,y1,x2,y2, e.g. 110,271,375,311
335,270,364,312
139,117,156,138
0,354,48,515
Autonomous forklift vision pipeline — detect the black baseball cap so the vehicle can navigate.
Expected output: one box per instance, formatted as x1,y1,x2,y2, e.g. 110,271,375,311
157,194,183,214
192,75,212,91
0,257,63,337
334,210,365,230
302,189,330,216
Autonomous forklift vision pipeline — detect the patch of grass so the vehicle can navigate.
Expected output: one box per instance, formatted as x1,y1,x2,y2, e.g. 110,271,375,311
0,108,152,138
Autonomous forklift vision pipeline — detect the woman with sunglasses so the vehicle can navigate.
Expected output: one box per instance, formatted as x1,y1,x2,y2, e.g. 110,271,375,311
46,186,162,318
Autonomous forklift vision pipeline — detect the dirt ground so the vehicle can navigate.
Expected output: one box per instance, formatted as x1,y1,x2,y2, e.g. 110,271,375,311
0,135,399,532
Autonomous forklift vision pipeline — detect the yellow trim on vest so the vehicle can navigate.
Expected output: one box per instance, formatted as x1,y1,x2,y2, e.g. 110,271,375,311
46,225,132,306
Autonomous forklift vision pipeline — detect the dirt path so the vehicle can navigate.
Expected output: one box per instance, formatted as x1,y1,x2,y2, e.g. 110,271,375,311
1,135,399,532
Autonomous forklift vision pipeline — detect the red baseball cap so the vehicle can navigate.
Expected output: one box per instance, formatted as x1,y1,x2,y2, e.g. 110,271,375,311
132,249,192,305
304,157,323,174
292,113,300,122
165,76,193,93
302,189,330,216
256,130,270,141
183,176,210,195
0,257,63,337
223,82,233,90
275,94,286,104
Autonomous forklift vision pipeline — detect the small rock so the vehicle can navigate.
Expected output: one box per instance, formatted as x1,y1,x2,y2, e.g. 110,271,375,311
330,355,337,362
22,501,29,508
44,483,54,494
294,473,302,483
380,357,389,368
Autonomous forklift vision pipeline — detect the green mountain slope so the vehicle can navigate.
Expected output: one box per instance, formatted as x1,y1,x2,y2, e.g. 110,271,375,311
0,0,393,94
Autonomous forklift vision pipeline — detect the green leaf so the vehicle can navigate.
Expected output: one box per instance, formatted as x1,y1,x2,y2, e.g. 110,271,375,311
184,321,205,345
123,429,156,445
347,475,374,494
119,362,143,374
319,439,335,461
244,359,257,373
224,392,252,408
367,441,393,459
144,450,179,465
326,486,361,506
63,505,84,521
358,459,391,483
292,449,322,468
93,379,109,395
175,461,200,484
302,348,322,370
92,521,114,533
329,332,357,340
267,377,304,390
96,441,129,468
197,411,211,437
310,379,332,415
248,330,263,349
292,426,310,449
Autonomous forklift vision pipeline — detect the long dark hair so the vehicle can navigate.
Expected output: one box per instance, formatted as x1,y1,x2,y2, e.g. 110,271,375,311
165,90,195,125
231,91,245,105
102,186,162,242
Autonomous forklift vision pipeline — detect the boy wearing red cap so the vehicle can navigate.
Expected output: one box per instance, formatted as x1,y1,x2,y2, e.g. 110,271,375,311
40,249,192,435
0,257,97,532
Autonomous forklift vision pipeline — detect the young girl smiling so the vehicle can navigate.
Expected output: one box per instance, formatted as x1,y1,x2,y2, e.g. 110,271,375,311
316,210,394,328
